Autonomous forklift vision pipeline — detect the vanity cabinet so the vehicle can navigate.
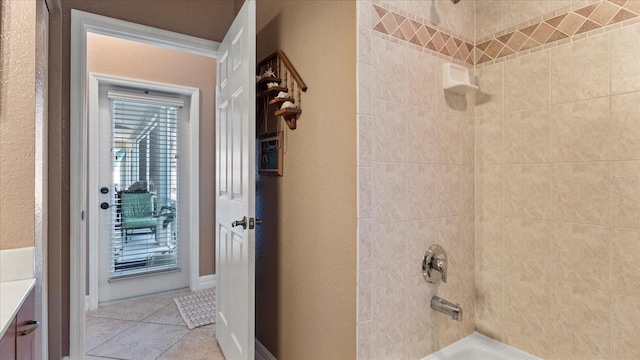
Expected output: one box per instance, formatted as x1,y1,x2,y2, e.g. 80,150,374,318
0,318,16,360
0,288,37,360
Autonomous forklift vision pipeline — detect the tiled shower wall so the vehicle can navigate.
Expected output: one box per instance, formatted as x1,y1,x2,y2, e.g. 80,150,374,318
357,1,476,358
358,0,640,359
474,9,640,360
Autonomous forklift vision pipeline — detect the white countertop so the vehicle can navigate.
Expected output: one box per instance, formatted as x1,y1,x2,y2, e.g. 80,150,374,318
0,279,36,339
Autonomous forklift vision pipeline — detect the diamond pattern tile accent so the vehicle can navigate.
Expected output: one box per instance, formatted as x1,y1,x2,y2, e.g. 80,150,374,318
371,0,640,66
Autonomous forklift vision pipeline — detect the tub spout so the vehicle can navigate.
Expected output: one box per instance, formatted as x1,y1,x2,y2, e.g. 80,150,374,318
431,296,463,322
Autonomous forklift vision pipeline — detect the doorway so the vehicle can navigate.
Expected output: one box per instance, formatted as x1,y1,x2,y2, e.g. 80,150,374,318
88,74,197,306
70,10,219,357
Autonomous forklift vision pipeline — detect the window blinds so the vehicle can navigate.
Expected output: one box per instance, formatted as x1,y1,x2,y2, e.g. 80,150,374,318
107,94,181,279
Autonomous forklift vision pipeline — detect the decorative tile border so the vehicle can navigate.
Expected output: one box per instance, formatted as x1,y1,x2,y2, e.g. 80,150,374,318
372,4,474,65
372,0,640,66
475,0,640,64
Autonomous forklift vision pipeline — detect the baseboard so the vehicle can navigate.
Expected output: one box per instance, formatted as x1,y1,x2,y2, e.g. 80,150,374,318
198,274,216,290
255,338,277,360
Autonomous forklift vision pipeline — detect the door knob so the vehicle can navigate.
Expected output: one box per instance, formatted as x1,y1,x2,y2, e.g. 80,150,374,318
232,216,247,229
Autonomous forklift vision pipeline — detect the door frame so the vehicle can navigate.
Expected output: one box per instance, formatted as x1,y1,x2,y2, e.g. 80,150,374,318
70,10,219,358
87,72,199,310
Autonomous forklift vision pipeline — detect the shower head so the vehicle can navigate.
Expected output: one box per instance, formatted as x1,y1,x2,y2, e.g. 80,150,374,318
451,0,461,3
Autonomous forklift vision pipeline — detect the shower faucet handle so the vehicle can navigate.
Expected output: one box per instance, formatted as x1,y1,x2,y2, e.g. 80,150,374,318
422,244,448,284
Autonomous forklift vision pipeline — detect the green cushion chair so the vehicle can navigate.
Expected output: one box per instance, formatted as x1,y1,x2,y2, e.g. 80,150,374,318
120,192,156,242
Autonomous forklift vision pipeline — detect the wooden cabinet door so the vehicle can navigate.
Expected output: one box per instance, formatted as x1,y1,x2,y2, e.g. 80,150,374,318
0,317,16,360
16,289,36,360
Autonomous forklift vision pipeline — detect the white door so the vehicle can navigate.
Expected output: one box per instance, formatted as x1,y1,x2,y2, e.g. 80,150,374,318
215,1,256,359
93,84,189,304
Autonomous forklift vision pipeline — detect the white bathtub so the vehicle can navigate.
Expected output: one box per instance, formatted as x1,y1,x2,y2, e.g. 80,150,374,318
422,332,542,360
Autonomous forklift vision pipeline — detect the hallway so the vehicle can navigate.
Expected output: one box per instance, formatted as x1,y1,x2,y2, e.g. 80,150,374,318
85,289,224,360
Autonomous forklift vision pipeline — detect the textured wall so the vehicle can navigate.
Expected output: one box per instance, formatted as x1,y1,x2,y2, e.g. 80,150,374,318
0,0,37,250
357,1,476,358
86,32,217,276
255,1,357,359
474,1,640,358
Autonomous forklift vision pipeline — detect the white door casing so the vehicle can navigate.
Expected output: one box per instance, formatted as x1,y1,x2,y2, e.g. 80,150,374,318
89,75,196,304
215,1,256,359
70,11,218,357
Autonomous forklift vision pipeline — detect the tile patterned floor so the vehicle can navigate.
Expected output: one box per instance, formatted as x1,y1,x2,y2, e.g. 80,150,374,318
85,288,225,360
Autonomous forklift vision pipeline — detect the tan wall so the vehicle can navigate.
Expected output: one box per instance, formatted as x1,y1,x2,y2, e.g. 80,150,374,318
356,1,476,358
0,0,37,250
255,1,357,359
474,1,640,359
86,32,217,276
47,1,234,356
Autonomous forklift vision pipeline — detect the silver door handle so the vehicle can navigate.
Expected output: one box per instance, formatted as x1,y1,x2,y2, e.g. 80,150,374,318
232,216,247,229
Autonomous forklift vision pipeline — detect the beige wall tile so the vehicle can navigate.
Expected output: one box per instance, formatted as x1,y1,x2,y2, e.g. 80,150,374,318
406,47,437,110
611,24,640,95
476,215,503,265
460,215,475,265
461,116,475,166
550,282,610,356
475,115,503,165
611,92,640,160
504,164,552,220
358,321,373,360
359,219,374,271
373,223,408,286
460,261,475,337
504,50,550,112
407,106,438,164
358,270,373,323
504,107,550,164
461,165,475,215
373,35,407,104
476,0,503,40
358,2,372,64
438,165,462,216
475,64,503,118
457,0,476,41
359,114,373,167
476,165,503,216
609,161,640,228
612,227,640,298
438,113,462,164
374,162,408,224
407,163,440,219
372,281,408,344
612,295,640,360
503,272,552,359
359,167,374,219
551,35,610,104
358,63,374,115
504,218,551,277
437,216,462,268
406,333,434,360
475,261,504,341
374,100,407,163
406,276,437,339
503,0,550,29
436,312,462,349
550,97,610,162
551,162,611,225
552,222,611,290
372,339,407,360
